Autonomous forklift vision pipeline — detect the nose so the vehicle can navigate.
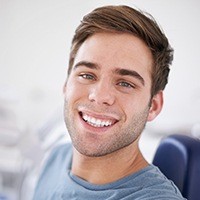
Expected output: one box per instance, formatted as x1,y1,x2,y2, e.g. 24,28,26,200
88,80,115,106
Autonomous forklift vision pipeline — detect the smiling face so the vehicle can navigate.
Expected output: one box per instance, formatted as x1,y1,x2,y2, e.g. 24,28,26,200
64,32,163,157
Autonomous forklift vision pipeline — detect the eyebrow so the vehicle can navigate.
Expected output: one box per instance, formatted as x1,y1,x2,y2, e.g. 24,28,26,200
74,61,99,70
73,61,145,86
115,68,145,86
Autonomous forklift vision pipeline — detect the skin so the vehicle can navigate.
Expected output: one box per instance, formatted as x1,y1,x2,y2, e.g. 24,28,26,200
63,32,163,184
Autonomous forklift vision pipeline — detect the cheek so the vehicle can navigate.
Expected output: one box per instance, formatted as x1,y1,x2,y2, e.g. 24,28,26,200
64,81,88,103
120,94,150,116
120,94,146,108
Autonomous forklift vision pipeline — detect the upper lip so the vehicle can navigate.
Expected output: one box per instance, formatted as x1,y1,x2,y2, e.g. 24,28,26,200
78,108,120,122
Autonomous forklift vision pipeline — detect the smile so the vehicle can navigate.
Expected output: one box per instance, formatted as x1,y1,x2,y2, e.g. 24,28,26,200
80,112,117,128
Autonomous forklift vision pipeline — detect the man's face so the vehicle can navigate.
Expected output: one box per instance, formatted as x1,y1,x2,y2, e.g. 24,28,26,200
64,32,159,157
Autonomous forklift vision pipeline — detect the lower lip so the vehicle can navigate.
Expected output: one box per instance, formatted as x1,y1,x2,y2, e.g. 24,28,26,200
78,113,114,133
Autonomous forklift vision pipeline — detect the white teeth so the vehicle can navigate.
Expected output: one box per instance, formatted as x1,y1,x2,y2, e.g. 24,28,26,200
91,118,96,124
83,115,88,121
96,119,101,126
105,121,111,126
82,113,113,127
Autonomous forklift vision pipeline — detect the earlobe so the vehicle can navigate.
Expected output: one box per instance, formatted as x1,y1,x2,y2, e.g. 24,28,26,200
147,91,163,122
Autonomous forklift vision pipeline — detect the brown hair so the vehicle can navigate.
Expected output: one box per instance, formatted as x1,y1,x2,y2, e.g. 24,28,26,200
68,5,173,96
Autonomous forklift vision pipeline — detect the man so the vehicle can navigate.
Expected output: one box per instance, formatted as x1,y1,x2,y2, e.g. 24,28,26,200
33,5,185,199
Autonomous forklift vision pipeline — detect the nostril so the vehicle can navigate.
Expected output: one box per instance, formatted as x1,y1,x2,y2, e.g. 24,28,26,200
88,88,115,106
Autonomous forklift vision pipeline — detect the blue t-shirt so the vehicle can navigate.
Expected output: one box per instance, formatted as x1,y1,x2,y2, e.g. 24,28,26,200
33,143,186,200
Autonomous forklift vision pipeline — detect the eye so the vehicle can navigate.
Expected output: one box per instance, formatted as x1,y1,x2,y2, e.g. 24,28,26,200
79,73,95,80
77,73,97,84
117,81,135,89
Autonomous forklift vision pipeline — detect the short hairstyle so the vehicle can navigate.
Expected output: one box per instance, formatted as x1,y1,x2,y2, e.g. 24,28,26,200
68,5,173,96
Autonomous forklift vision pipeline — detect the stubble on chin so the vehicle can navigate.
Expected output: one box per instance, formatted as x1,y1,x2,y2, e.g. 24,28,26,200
63,99,149,157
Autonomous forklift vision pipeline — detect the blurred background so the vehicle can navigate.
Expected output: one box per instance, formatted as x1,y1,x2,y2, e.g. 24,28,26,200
0,0,200,199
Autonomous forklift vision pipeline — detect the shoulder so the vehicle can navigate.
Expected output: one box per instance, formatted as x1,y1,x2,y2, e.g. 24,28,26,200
132,165,185,199
46,142,72,164
33,143,73,200
37,142,72,175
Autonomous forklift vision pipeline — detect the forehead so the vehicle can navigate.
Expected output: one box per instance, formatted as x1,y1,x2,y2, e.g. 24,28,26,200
73,32,153,80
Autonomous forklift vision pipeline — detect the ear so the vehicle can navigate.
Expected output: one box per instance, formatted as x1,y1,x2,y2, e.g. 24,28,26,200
147,90,163,122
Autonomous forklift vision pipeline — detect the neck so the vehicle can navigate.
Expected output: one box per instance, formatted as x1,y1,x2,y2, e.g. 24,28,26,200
71,140,148,185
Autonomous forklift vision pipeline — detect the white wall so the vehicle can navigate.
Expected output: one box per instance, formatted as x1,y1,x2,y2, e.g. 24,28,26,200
1,0,200,133
1,1,200,198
